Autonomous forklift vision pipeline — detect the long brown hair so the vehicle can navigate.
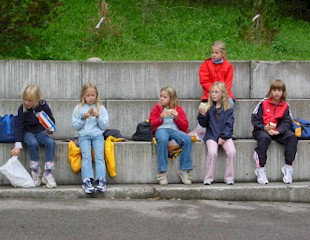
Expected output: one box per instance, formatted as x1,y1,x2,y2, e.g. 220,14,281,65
266,79,287,102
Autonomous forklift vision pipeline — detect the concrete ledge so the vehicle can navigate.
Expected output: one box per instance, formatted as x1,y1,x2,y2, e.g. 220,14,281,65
1,60,309,99
0,140,309,185
1,183,310,202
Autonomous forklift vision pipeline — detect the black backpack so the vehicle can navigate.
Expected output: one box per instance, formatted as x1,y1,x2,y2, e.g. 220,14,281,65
132,120,152,141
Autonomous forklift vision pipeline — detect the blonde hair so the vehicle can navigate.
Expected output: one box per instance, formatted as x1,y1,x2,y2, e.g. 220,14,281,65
79,82,101,110
266,79,287,102
206,82,231,111
160,86,178,109
22,84,41,109
212,40,226,55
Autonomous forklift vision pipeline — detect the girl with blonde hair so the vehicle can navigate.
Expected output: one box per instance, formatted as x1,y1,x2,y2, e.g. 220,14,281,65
198,82,236,185
72,82,109,193
11,84,57,188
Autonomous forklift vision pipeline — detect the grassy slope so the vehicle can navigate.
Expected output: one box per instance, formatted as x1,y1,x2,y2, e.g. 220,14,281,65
1,0,309,60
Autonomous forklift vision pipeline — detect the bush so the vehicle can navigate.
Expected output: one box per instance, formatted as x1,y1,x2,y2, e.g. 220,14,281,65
0,0,63,38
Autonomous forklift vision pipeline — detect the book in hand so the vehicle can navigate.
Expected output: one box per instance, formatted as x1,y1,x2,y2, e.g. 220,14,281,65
36,111,56,133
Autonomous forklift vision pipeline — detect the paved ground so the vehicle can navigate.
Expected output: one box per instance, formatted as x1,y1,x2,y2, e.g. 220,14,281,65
0,198,310,240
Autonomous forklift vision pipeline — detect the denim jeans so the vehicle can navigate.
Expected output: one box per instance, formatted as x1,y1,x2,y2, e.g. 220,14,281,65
23,131,55,169
155,128,193,172
79,134,106,181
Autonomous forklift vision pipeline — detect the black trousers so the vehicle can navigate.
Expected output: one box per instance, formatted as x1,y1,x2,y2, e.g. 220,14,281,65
253,130,298,167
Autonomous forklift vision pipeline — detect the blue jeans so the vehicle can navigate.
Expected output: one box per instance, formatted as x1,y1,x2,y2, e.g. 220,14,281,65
23,131,55,167
155,128,193,172
79,134,106,181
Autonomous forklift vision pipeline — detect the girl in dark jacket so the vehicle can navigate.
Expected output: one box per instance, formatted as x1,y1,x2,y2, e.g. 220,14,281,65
197,82,236,185
251,79,298,184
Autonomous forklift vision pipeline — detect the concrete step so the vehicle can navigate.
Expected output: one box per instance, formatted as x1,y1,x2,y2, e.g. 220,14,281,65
1,60,309,99
1,99,310,139
1,183,310,202
0,140,308,186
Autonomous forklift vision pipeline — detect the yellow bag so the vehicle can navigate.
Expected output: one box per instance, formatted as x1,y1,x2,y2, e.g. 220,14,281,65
104,136,124,177
67,140,82,173
67,140,95,173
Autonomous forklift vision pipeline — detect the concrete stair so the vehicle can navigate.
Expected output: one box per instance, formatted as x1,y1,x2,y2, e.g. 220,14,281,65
0,60,309,186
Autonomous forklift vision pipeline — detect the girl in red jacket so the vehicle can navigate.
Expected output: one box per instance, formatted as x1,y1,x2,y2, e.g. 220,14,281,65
149,86,193,186
199,40,235,104
191,41,235,140
251,79,298,184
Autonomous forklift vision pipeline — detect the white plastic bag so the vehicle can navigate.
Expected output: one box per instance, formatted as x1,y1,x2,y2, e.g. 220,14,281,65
0,156,35,187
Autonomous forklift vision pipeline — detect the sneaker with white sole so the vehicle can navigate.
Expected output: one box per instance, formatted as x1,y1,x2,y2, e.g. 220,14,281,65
177,170,192,185
31,169,41,187
156,173,168,186
203,179,212,185
224,179,234,185
255,167,269,184
82,178,96,194
281,164,293,184
42,174,57,188
96,178,107,192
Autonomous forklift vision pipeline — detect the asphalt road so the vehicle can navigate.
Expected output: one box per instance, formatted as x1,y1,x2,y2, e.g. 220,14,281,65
0,199,309,240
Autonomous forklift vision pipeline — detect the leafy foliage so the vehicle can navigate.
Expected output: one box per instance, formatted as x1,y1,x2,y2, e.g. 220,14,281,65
0,0,63,37
237,0,280,45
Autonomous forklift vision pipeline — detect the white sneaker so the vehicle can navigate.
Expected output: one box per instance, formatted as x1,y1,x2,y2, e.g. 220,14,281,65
177,170,192,185
31,169,41,187
255,167,269,184
42,174,57,188
224,179,234,185
156,173,168,186
281,164,293,184
203,178,212,185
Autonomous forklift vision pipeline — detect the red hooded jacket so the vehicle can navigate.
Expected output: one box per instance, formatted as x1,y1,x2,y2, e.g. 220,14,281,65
199,58,234,101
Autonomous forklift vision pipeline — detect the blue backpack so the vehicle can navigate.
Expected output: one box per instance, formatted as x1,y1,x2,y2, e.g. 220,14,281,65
0,114,16,143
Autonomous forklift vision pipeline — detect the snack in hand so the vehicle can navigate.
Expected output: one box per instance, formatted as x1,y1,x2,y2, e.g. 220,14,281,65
199,102,209,111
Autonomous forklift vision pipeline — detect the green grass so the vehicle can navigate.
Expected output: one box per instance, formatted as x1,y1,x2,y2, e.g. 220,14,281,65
1,0,309,60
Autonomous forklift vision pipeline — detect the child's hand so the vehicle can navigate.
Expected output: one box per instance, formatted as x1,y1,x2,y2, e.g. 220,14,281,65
11,148,20,156
218,137,225,145
46,128,54,135
160,109,172,119
264,124,273,132
92,109,99,118
199,108,208,116
84,110,92,119
268,129,279,136
199,102,208,116
169,109,178,118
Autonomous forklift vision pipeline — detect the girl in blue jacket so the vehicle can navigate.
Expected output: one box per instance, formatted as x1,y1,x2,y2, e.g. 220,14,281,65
197,82,236,185
72,82,109,194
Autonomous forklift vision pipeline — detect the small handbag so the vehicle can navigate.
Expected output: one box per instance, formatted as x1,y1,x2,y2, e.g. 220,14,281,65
292,118,310,139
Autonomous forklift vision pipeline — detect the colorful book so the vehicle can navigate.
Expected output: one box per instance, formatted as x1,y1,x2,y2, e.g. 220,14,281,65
36,111,56,133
